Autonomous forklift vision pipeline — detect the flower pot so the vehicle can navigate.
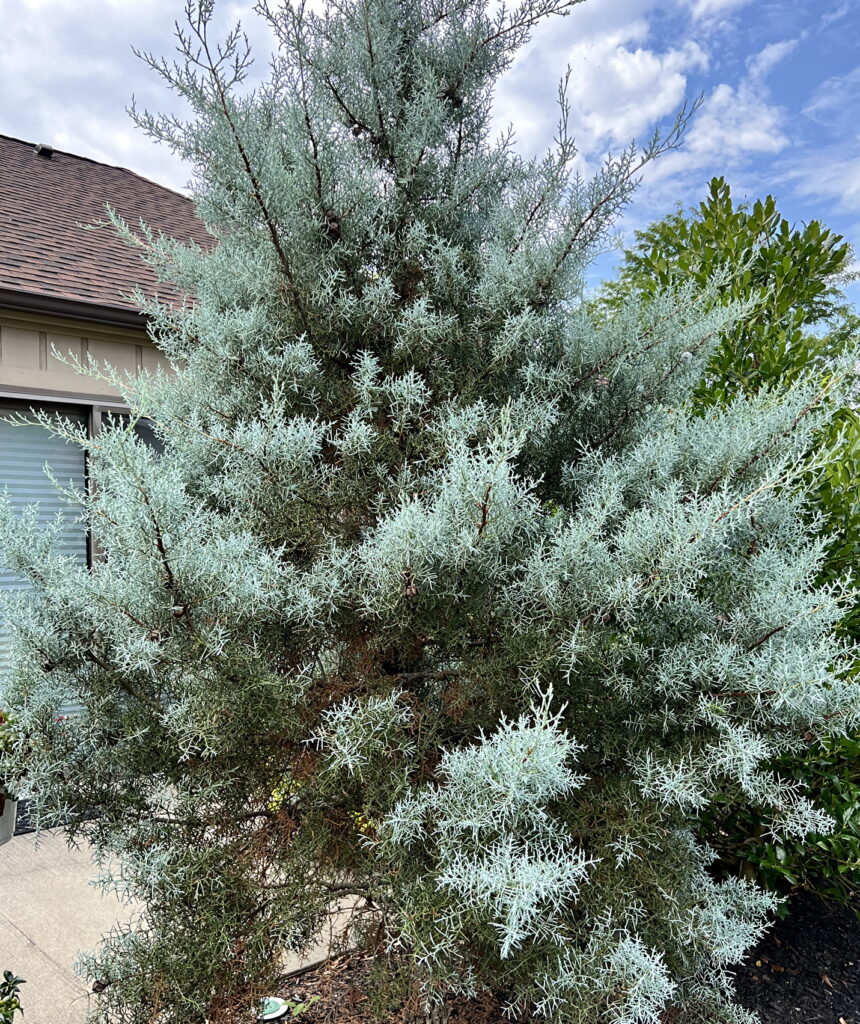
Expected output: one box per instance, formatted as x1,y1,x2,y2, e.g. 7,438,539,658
0,794,17,847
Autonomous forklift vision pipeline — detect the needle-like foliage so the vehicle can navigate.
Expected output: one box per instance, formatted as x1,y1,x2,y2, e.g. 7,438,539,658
1,2,858,1022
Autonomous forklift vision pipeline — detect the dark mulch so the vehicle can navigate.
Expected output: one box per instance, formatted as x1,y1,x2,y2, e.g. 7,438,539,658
277,894,860,1023
734,891,860,1024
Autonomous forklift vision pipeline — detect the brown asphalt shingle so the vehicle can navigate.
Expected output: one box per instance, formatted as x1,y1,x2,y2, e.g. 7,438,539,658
0,134,208,315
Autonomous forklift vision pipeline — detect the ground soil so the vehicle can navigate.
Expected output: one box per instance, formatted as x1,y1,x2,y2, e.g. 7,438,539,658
733,891,860,1024
277,892,860,1024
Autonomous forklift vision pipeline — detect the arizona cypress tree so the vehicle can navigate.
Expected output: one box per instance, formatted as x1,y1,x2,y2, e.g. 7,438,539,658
1,2,858,1022
601,179,860,903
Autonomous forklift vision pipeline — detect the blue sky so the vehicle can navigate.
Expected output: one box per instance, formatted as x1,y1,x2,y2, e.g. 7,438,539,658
493,0,860,296
2,0,859,298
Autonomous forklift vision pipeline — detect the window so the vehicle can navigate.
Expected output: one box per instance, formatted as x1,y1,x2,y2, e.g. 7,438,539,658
0,397,160,702
0,400,88,688
100,411,165,453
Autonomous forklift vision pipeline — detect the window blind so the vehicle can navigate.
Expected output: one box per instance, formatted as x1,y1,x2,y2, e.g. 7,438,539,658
0,403,88,713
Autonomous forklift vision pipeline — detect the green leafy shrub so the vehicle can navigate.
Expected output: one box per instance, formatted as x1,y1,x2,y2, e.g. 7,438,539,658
0,972,25,1024
713,734,860,906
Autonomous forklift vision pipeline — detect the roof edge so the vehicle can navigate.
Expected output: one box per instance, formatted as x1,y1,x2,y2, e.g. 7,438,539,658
0,288,146,330
0,133,193,203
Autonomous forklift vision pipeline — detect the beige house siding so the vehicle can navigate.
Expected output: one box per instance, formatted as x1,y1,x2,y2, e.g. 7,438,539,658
0,309,169,404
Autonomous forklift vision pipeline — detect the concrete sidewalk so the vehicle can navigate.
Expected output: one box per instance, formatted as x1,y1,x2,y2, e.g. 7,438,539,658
0,830,133,1024
1,830,336,1023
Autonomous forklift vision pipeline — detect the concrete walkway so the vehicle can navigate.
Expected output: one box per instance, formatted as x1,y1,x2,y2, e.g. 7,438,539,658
0,830,335,1023
0,830,133,1024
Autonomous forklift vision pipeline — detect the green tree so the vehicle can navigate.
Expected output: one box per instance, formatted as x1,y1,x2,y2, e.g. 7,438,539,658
601,176,854,399
1,7,858,1024
605,177,860,903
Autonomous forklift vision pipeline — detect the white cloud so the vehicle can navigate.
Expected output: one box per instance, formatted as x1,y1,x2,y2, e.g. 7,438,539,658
491,0,796,239
1,0,187,188
494,4,709,158
689,0,752,22
786,150,860,214
639,65,790,214
686,81,789,158
803,65,860,130
0,0,272,192
563,29,708,149
819,2,852,31
746,39,800,81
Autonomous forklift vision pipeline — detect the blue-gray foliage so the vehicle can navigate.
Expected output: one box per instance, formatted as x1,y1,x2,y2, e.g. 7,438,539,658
0,1,857,1021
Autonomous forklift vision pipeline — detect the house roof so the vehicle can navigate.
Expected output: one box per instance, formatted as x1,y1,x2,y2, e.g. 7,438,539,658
0,134,209,328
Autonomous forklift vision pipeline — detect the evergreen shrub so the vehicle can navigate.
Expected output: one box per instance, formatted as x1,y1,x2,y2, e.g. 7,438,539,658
1,4,859,1022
